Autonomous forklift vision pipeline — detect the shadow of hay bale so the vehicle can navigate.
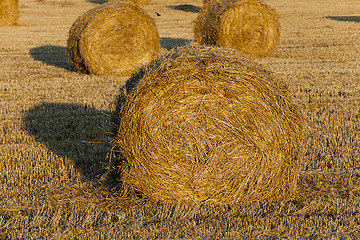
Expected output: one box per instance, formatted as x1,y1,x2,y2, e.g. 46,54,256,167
298,169,360,200
30,45,76,72
87,0,109,3
23,102,111,180
326,16,360,23
160,37,191,50
167,4,201,13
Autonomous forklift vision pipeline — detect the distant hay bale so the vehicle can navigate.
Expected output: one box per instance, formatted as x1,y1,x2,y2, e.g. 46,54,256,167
194,0,280,57
0,0,19,26
67,1,160,75
110,43,304,205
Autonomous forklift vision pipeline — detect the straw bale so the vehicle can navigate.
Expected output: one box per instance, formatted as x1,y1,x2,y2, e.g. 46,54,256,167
194,0,280,57
0,0,19,26
110,43,303,204
67,1,160,75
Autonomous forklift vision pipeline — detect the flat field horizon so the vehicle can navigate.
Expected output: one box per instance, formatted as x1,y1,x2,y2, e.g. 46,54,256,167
0,0,359,238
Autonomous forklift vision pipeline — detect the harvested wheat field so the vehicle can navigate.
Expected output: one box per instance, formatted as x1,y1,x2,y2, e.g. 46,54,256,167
0,0,359,238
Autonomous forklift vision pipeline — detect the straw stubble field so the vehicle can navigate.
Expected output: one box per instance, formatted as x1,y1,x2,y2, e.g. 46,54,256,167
0,0,359,238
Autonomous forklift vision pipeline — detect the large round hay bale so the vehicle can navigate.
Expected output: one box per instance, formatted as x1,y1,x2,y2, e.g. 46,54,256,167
194,0,280,58
0,0,19,26
111,43,303,205
67,1,160,75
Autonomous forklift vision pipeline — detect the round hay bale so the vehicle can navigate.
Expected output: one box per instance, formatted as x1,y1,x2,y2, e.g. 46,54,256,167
0,0,19,26
67,1,160,75
111,43,303,205
194,0,280,58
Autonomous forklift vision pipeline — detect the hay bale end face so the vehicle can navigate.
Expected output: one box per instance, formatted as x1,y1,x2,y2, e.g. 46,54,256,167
111,43,303,205
67,1,160,75
194,0,281,58
0,0,19,26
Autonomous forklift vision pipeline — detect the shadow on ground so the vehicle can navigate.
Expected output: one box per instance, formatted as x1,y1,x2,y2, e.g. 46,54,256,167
161,37,191,50
326,16,360,23
167,4,201,13
30,45,76,72
23,102,112,180
87,0,108,3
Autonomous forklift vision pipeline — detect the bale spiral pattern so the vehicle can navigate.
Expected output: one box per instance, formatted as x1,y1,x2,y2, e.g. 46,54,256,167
112,43,303,204
194,0,280,57
0,0,19,26
67,1,160,75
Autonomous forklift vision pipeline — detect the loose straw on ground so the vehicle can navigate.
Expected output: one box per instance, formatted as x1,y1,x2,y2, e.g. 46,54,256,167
109,0,151,5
